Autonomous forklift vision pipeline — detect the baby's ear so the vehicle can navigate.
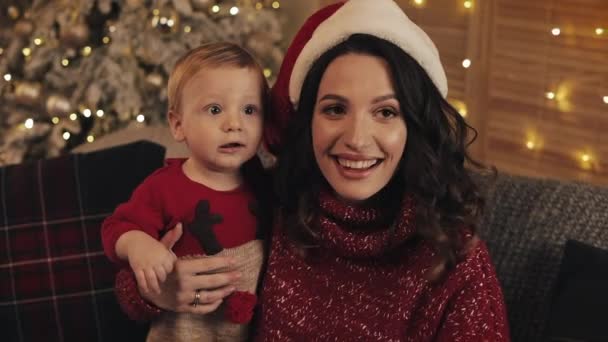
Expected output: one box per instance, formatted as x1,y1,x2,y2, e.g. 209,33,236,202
168,110,185,142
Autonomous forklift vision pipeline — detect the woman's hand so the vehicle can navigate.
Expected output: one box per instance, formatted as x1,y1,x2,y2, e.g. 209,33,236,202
138,223,241,314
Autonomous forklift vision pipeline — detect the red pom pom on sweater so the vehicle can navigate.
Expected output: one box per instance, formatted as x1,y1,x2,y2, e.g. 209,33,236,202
225,291,257,324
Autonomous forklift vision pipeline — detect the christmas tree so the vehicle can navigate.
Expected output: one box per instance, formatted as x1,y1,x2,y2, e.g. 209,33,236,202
0,0,284,165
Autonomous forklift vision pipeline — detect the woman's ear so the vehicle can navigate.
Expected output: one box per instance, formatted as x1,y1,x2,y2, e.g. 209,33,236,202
168,110,185,142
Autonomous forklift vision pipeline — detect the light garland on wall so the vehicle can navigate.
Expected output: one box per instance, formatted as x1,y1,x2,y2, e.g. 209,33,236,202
407,0,606,173
543,0,603,171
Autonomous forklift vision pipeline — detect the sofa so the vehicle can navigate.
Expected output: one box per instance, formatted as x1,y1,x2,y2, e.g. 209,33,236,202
1,140,606,341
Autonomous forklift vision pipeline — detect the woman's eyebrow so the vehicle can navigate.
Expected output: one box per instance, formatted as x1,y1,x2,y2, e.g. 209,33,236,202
371,94,397,103
318,94,348,103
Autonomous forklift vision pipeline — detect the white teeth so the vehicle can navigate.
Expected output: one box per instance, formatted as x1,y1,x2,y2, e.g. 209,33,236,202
337,158,378,169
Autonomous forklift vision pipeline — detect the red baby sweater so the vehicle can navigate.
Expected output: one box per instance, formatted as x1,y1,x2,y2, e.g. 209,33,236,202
101,158,257,262
256,191,510,341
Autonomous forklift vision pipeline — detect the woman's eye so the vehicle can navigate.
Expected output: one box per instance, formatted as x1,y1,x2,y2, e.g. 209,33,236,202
208,105,221,115
378,108,398,118
323,105,346,116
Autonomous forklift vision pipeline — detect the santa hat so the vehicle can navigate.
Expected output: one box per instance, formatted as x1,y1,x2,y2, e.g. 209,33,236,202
264,0,447,154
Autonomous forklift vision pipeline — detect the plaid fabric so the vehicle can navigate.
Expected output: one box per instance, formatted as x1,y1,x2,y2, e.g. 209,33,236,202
0,141,165,342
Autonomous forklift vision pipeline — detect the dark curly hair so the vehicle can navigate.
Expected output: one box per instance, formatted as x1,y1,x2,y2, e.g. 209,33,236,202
274,34,492,276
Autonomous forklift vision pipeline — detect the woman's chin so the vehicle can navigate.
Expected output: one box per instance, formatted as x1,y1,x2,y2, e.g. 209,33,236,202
331,187,379,204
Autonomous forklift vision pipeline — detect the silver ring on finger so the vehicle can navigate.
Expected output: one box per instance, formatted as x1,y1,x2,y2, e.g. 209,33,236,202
192,289,201,307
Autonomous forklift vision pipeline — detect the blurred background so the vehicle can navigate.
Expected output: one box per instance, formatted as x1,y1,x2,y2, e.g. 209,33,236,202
1,0,607,186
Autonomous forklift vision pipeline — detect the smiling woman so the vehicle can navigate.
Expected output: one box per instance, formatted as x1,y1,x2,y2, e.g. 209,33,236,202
255,0,510,340
312,53,407,202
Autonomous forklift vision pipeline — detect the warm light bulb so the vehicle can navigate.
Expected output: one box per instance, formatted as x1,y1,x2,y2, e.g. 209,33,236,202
596,28,604,35
603,96,608,104
212,5,220,13
136,114,145,122
272,1,280,9
546,92,555,100
230,6,239,15
102,36,111,44
70,113,78,121
33,38,43,46
458,107,467,117
464,1,473,9
152,9,160,16
87,135,95,143
63,132,71,140
82,46,92,57
96,109,104,117
462,59,471,68
3,73,11,81
109,25,116,33
22,47,31,57
551,28,561,36
159,17,167,25
526,140,535,150
413,0,425,6
83,108,92,117
263,68,272,78
255,3,263,10
52,117,59,124
581,154,591,162
24,118,34,129
61,58,69,67
184,25,191,33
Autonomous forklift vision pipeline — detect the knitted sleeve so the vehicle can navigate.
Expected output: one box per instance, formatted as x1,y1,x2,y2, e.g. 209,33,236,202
114,267,163,322
101,173,166,263
435,242,511,342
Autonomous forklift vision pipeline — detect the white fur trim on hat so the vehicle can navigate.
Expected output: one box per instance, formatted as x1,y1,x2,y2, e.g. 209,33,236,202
289,0,448,107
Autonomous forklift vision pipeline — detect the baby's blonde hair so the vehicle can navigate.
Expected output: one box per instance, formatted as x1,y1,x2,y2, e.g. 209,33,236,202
167,42,269,114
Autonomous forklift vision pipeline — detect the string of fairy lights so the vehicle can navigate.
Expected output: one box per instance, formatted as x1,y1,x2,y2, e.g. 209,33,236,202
412,0,606,172
0,0,282,146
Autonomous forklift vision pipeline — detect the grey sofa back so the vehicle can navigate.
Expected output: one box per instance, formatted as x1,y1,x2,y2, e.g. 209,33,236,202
479,173,608,341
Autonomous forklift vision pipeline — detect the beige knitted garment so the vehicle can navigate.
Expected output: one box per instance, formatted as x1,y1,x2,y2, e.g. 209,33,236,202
147,239,264,342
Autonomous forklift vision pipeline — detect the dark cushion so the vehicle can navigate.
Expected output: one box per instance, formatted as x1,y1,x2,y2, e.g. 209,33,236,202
478,173,608,341
544,240,608,342
0,141,165,342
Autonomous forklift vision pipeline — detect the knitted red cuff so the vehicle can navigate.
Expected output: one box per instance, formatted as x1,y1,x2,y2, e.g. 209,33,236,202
225,291,257,324
114,268,163,322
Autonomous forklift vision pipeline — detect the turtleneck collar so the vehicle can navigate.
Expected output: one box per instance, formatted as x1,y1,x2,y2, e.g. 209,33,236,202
313,189,417,259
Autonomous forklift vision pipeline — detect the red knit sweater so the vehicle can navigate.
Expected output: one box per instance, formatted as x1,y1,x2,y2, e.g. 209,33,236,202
256,191,510,341
101,158,257,262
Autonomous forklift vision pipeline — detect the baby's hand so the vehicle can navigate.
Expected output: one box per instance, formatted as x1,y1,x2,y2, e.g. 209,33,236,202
127,234,177,295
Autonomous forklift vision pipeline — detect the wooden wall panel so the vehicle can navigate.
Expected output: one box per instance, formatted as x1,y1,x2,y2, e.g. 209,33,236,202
485,0,607,185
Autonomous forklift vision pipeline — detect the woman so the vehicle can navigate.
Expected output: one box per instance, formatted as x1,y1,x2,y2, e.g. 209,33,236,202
116,0,510,340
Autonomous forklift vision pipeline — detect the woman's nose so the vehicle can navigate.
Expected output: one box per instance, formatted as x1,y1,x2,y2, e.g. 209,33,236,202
342,113,371,151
